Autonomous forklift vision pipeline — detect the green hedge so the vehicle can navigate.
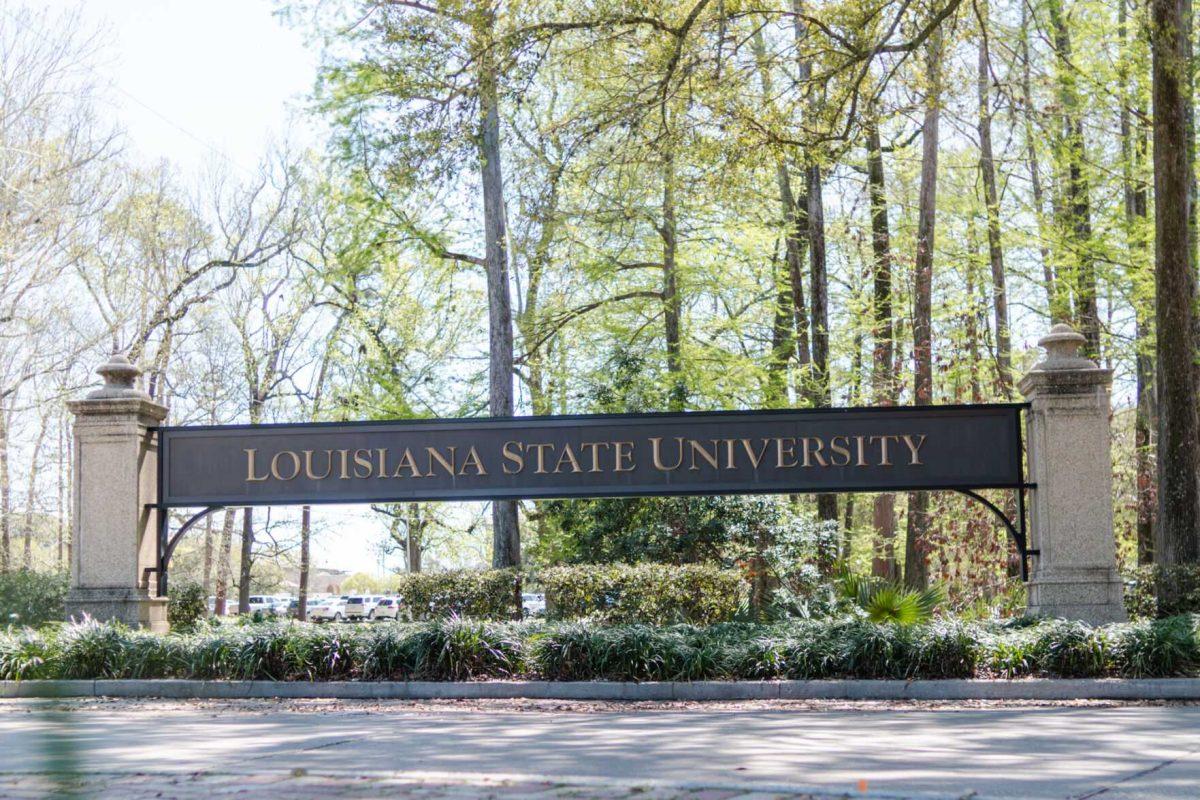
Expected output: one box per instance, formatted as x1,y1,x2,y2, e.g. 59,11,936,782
0,570,68,628
1125,565,1200,619
393,568,520,620
4,614,1197,682
541,562,744,624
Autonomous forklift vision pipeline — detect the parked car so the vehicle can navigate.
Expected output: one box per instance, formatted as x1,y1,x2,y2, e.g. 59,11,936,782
343,595,385,621
522,592,546,618
247,595,280,616
371,597,402,621
309,596,348,622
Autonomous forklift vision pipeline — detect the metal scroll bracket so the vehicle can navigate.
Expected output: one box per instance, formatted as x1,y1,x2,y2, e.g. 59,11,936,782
954,487,1038,581
154,505,226,598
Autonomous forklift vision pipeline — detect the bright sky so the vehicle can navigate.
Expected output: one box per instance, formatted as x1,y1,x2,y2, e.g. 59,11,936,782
42,0,318,173
31,0,419,577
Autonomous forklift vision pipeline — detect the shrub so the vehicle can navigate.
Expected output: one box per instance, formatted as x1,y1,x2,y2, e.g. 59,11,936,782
394,569,520,620
168,581,208,631
3,614,1199,683
1111,616,1200,677
1032,620,1109,678
0,570,68,628
541,562,744,625
1125,565,1200,619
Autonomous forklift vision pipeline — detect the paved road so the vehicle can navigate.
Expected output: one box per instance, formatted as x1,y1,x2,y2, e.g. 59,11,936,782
0,699,1197,799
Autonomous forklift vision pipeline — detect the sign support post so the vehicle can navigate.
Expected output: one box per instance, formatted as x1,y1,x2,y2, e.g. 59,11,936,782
1019,325,1126,623
65,355,168,632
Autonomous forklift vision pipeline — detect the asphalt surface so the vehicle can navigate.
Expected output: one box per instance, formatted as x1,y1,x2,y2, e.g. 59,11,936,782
0,699,1197,799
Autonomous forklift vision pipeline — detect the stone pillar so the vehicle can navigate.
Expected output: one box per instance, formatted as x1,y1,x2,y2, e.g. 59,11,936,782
1019,324,1126,623
65,355,168,631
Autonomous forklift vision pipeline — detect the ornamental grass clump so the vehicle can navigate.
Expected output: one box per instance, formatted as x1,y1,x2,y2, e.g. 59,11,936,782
1111,615,1200,677
1031,620,1110,678
3,615,1199,682
417,617,524,680
0,628,56,680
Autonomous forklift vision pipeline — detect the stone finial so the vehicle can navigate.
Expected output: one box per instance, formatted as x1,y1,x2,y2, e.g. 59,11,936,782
1033,323,1096,371
86,353,150,400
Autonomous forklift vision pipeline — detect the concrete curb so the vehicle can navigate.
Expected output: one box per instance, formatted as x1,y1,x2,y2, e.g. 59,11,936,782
3,678,1200,701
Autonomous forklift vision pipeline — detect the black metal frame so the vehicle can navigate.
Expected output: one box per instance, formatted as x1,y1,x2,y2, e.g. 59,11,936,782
150,403,1037,596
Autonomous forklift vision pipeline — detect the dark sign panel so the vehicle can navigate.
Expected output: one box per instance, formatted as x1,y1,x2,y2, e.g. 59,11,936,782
157,405,1024,507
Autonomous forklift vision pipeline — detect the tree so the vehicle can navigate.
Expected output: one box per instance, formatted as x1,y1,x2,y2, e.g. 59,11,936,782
1151,0,1200,572
906,23,946,591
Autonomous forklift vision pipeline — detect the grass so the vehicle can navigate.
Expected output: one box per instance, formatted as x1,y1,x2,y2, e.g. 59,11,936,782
1,614,1198,683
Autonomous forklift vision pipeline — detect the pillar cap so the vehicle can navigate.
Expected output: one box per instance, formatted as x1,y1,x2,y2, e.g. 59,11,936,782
87,354,151,400
1019,324,1110,398
1034,324,1096,371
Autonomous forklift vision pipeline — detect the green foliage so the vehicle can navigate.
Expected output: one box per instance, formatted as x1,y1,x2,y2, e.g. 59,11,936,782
1125,565,1200,619
167,581,208,632
1,615,1198,682
1031,620,1110,678
836,571,945,626
393,569,520,621
0,570,67,628
541,562,744,625
540,495,777,567
1111,616,1200,677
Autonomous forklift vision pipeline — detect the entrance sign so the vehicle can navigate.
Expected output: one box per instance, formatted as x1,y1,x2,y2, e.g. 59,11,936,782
66,324,1127,629
158,405,1024,508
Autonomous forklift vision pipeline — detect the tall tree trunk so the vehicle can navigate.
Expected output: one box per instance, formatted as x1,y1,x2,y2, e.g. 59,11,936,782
1122,0,1156,564
1019,2,1060,320
237,507,253,614
866,115,899,581
1152,0,1200,569
767,247,793,406
476,13,520,568
56,414,65,571
201,515,214,593
976,1,1012,397
22,411,49,569
407,503,423,573
214,508,235,616
808,164,839,533
779,168,812,372
906,29,944,591
0,405,10,573
298,505,311,621
1048,0,1100,359
661,149,685,411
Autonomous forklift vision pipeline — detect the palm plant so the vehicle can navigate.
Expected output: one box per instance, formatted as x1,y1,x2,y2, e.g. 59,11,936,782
836,571,944,626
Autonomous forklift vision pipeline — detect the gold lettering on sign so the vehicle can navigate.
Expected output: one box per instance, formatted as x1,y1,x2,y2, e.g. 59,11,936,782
901,434,926,465
303,450,333,480
650,437,684,471
393,448,423,478
828,436,852,467
337,449,351,479
688,440,719,471
553,443,583,474
426,446,457,477
869,435,897,466
460,446,488,476
853,435,868,467
775,437,798,468
271,451,301,481
801,437,827,467
353,449,373,479
245,449,269,482
614,441,635,472
579,442,611,472
502,441,525,474
740,439,770,469
528,443,554,474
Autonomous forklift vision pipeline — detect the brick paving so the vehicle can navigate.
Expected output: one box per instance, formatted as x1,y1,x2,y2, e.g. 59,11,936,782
0,771,837,799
